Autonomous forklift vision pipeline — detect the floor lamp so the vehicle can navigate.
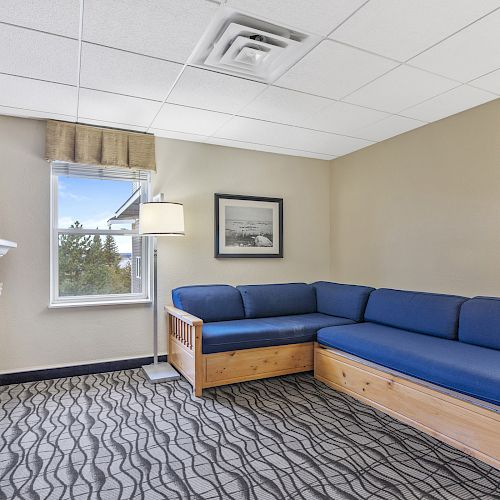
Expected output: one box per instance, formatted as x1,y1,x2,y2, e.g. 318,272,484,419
139,199,184,383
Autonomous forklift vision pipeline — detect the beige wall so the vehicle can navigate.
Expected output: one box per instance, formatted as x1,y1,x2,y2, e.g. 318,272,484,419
330,98,500,297
4,98,498,373
0,115,331,374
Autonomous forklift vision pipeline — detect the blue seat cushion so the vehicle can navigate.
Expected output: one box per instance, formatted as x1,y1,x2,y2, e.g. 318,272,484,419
317,322,500,405
459,297,500,350
172,285,244,323
202,313,354,354
237,283,316,319
364,288,467,339
312,281,374,321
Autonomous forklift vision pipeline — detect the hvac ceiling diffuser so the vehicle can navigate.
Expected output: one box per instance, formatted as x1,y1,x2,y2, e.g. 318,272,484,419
190,8,320,83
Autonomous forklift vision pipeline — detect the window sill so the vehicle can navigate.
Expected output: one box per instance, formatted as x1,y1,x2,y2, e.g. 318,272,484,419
48,298,152,309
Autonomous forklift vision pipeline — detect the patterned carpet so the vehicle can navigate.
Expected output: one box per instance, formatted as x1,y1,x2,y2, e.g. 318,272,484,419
0,371,499,500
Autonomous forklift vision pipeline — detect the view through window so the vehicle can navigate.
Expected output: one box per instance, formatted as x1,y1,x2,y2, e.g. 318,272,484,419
50,164,150,305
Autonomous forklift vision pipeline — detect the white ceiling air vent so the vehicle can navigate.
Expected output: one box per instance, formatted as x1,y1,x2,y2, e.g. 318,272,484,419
190,8,321,83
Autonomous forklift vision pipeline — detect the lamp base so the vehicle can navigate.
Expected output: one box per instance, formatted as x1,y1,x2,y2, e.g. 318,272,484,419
142,362,181,383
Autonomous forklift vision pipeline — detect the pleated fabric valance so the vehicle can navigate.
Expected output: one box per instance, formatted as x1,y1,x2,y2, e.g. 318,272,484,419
45,120,156,171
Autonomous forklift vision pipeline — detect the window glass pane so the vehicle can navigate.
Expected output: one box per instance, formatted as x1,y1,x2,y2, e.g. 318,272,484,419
58,234,143,296
57,176,140,230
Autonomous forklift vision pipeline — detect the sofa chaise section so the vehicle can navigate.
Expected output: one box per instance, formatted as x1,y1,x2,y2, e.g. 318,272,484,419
315,288,500,469
166,281,372,396
317,322,500,405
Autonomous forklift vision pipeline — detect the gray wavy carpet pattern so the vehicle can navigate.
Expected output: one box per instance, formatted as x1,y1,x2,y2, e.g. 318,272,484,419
0,370,499,500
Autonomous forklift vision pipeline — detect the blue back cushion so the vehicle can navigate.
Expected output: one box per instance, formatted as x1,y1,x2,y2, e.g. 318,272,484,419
237,283,316,319
312,281,374,321
459,297,500,350
172,285,244,323
364,288,467,339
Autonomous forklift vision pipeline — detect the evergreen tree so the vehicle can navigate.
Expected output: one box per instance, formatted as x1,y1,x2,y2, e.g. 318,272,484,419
59,222,131,296
103,234,121,267
82,234,107,294
58,221,91,295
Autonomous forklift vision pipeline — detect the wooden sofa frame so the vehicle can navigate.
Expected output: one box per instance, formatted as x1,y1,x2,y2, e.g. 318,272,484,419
315,343,500,469
166,305,314,397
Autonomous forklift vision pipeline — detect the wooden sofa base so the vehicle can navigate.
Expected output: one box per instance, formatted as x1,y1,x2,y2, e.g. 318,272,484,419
202,342,313,387
314,343,500,469
166,305,314,396
171,340,314,396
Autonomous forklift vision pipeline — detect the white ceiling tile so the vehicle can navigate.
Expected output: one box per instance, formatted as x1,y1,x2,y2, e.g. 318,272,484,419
410,9,500,82
0,106,76,123
214,116,309,148
276,40,398,100
225,0,366,36
0,0,80,38
470,69,500,95
214,116,372,156
80,43,183,101
78,89,161,127
0,24,78,85
353,115,425,142
151,129,208,143
330,0,500,62
205,137,334,160
239,86,331,127
303,101,389,135
82,0,218,63
151,104,231,136
77,118,147,133
345,65,459,113
401,85,497,122
167,67,266,114
320,134,373,157
0,74,77,116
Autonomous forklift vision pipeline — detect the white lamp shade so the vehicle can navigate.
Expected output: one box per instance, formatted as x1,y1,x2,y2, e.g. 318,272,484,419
139,202,185,235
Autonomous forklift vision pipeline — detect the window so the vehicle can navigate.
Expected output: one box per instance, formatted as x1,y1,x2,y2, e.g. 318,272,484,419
50,163,151,307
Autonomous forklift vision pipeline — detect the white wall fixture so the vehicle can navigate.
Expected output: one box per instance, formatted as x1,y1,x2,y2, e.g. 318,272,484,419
0,239,17,258
190,7,320,83
0,239,17,296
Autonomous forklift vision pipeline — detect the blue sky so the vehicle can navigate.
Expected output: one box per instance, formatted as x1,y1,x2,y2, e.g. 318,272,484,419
58,177,134,229
58,177,135,253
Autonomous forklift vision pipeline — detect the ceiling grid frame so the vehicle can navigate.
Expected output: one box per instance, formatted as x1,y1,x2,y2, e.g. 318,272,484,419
0,0,498,159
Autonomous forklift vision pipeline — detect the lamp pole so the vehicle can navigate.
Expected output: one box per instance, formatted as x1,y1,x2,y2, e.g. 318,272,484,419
153,235,158,365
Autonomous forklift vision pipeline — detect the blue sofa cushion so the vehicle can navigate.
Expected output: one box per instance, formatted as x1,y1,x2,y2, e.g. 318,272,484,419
364,288,467,339
237,283,316,319
317,323,500,405
459,297,500,350
172,285,244,323
313,281,374,321
202,313,354,354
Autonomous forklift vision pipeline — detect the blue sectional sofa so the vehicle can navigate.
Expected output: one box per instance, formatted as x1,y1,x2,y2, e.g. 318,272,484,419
166,281,500,468
172,282,373,354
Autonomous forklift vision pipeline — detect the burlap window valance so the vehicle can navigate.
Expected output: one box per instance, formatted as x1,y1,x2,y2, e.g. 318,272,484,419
45,120,156,171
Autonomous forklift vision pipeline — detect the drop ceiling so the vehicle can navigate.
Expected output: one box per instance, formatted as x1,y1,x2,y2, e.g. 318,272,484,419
0,0,499,161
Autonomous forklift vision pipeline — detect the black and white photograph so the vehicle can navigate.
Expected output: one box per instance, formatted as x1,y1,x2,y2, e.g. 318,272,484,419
215,194,283,258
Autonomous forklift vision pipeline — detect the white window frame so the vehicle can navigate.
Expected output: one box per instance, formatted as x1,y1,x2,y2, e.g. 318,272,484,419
135,256,142,279
49,162,152,308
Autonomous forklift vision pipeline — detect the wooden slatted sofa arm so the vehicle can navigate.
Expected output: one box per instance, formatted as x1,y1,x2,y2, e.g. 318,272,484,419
165,305,204,396
166,305,203,327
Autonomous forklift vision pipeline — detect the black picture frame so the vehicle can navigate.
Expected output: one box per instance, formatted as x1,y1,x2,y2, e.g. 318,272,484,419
214,193,283,258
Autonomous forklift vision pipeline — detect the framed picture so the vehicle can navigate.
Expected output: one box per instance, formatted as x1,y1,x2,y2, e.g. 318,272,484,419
215,193,283,258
